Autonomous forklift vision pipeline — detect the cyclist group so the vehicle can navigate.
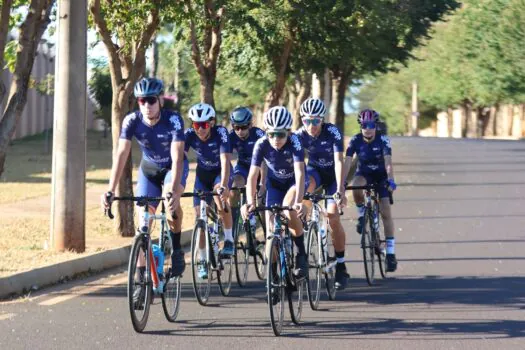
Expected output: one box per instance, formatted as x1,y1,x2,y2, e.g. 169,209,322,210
102,77,398,295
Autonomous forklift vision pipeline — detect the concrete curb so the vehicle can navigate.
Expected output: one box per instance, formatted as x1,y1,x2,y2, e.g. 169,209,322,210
0,228,193,300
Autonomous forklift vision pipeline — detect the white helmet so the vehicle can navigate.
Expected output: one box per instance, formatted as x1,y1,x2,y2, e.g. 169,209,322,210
264,106,292,130
300,98,326,118
189,103,215,122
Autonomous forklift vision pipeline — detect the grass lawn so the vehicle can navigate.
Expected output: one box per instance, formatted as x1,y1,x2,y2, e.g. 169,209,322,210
0,130,197,277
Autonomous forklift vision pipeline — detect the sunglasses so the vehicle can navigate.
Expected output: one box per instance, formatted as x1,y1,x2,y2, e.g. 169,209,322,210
233,124,250,131
137,96,158,105
361,121,376,130
267,131,287,139
302,117,322,126
193,121,211,130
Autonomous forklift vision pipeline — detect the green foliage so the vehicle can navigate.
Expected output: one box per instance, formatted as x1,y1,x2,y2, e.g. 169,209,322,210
88,58,112,124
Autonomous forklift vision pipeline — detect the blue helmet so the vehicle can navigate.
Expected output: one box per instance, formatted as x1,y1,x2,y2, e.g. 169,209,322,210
134,78,164,98
230,106,253,125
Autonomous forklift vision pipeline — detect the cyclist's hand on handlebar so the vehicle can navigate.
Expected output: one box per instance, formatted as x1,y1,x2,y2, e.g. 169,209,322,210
387,179,397,192
333,191,347,209
102,191,113,211
167,191,181,215
217,186,229,201
241,203,255,220
293,202,305,217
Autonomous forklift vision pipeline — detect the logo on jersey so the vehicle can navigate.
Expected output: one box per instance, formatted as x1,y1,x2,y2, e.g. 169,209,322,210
381,135,391,149
328,125,342,140
290,134,302,152
218,127,228,144
255,129,265,138
169,115,182,130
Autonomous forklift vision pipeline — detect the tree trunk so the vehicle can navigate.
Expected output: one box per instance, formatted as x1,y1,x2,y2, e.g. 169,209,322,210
0,0,54,177
447,107,454,137
149,38,159,77
485,104,498,136
0,0,13,103
290,73,311,130
264,34,293,110
330,69,351,135
199,69,215,106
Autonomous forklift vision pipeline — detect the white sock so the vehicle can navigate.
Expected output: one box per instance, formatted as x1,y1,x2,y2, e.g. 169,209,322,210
224,228,233,242
199,249,206,261
386,238,395,254
336,256,345,264
356,204,365,217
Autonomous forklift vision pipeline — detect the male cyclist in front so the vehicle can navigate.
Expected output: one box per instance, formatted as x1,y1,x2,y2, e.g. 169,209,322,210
101,78,188,306
228,107,266,231
295,98,350,290
241,106,308,279
343,109,398,272
185,103,233,279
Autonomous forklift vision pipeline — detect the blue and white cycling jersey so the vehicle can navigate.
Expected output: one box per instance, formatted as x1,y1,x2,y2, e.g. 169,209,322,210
295,122,344,169
346,133,392,175
184,125,231,171
229,127,265,167
251,134,304,183
120,109,185,169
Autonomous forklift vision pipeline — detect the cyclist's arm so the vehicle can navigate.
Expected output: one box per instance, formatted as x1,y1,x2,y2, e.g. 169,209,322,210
220,152,231,189
334,151,344,194
293,161,305,205
170,140,184,191
384,155,395,182
107,139,132,193
259,162,268,188
246,165,261,205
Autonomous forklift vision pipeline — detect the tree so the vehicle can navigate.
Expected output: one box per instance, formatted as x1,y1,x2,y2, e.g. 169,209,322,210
0,0,14,102
89,0,175,236
0,0,55,177
88,58,112,126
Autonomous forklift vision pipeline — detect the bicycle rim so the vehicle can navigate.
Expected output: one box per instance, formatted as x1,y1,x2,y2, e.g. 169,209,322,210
191,220,211,305
161,237,181,322
254,242,267,280
288,278,304,325
234,217,249,287
374,204,387,279
218,253,233,296
267,237,285,336
362,212,375,286
323,228,337,301
306,224,321,310
128,234,152,333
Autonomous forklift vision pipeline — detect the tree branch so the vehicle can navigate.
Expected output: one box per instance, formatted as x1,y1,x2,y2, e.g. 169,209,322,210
0,0,13,101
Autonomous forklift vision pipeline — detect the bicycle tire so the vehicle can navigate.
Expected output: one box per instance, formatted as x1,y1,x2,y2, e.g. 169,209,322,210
323,226,337,301
217,220,233,296
191,220,211,306
306,223,321,310
288,278,304,325
128,234,152,333
254,242,267,280
234,216,249,287
267,236,285,336
373,202,387,279
161,232,181,322
361,209,375,286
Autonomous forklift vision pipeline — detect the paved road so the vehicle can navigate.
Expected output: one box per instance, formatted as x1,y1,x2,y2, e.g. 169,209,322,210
1,137,524,349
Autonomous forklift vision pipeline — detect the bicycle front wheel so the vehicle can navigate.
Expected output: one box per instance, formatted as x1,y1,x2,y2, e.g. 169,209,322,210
128,234,152,333
306,223,321,310
234,217,249,287
191,220,211,305
361,210,375,286
267,236,285,336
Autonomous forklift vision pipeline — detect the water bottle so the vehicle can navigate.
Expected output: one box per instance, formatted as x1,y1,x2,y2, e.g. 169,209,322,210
373,212,379,232
249,214,257,231
209,226,219,256
152,244,165,275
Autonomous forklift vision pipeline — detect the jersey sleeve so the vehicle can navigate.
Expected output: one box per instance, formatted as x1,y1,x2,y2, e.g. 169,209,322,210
380,135,392,156
184,129,193,152
251,138,265,167
168,113,185,142
290,134,305,162
328,124,344,153
217,126,231,154
346,135,358,157
120,112,138,140
255,127,265,139
228,130,237,152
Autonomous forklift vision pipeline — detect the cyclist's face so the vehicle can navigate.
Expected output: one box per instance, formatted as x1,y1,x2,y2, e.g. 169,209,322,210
302,117,322,137
138,96,160,121
267,130,288,149
195,121,212,140
233,123,251,139
361,124,376,140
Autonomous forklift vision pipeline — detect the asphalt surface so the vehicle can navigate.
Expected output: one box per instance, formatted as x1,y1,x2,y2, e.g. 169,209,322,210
1,136,524,349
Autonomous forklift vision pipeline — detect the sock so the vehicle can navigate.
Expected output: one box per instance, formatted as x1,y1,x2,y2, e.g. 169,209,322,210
224,228,233,242
356,203,365,218
170,230,181,250
335,250,345,264
199,249,206,261
386,237,395,254
293,235,306,256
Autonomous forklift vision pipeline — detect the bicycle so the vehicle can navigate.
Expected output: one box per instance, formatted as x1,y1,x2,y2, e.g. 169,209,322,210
230,186,267,286
182,190,233,305
251,205,305,336
303,191,338,310
105,194,181,333
345,184,393,286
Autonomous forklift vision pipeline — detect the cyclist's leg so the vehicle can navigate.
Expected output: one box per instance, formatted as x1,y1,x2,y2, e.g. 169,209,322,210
162,159,189,276
264,179,287,259
351,174,367,233
213,172,234,255
378,181,397,272
230,164,248,207
303,165,318,216
193,167,214,263
283,182,308,277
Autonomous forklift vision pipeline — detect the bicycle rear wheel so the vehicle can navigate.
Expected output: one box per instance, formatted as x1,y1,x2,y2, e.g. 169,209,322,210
306,223,321,310
161,233,181,322
373,203,387,279
128,234,152,333
234,216,249,287
288,278,305,325
191,220,211,305
267,237,285,336
323,227,337,301
217,222,233,296
361,210,375,286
